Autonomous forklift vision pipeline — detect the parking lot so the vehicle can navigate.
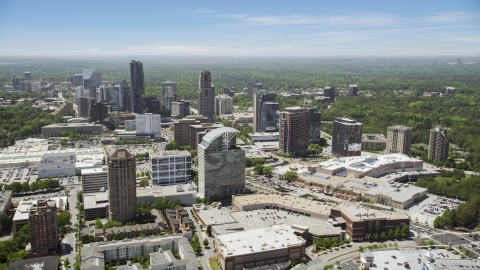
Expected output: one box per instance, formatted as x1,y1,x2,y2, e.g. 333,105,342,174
0,167,36,185
59,176,81,186
432,233,469,246
403,194,460,226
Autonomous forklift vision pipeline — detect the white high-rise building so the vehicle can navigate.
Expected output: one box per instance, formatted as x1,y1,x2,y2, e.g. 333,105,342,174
135,113,161,139
214,93,233,115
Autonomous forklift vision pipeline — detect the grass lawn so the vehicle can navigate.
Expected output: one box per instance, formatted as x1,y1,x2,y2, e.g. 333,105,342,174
208,257,220,270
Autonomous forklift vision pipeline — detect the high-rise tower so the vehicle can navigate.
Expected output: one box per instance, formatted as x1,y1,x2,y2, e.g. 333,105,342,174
428,126,449,163
197,70,215,123
130,60,145,114
29,200,59,253
162,81,177,109
386,125,412,155
279,107,310,157
332,116,362,157
107,148,137,223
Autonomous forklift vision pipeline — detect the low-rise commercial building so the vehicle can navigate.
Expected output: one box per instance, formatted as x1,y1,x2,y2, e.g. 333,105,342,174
362,133,387,151
81,167,108,194
83,192,109,221
363,184,428,209
41,123,103,136
173,115,208,146
136,183,197,206
38,153,76,179
150,150,191,186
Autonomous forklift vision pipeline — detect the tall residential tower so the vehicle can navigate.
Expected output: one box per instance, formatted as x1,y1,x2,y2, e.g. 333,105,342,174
386,125,412,155
332,116,362,157
428,126,449,163
279,107,310,157
29,200,59,253
130,60,145,114
197,70,215,123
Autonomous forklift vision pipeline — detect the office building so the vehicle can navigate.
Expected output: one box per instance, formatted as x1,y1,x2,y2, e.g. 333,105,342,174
279,107,309,157
84,192,109,220
24,71,31,80
445,87,455,95
244,82,263,99
348,85,358,96
81,167,108,194
0,188,12,232
20,80,32,92
74,74,83,87
254,90,278,132
198,127,246,200
190,123,225,150
324,86,336,102
428,126,449,163
100,85,124,109
29,200,59,253
171,100,190,117
214,93,233,115
386,125,412,156
161,80,177,109
32,81,42,92
130,60,145,113
38,153,76,179
90,102,111,128
83,69,100,100
198,70,215,123
7,256,58,270
123,88,134,113
77,96,94,118
305,106,322,144
150,150,191,186
107,148,137,223
173,115,208,146
144,97,164,115
41,123,104,137
135,113,161,139
362,133,387,151
332,116,362,157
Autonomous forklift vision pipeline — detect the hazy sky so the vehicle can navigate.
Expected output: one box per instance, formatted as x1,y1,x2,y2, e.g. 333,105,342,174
0,0,479,57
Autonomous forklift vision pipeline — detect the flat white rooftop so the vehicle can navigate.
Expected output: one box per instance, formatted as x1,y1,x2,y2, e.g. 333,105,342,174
364,184,427,203
217,224,305,257
317,154,422,172
13,197,67,221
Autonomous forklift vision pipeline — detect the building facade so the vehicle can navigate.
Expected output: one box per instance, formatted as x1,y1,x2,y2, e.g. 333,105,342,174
386,125,412,156
107,148,137,223
130,60,145,114
29,200,59,253
348,85,358,96
135,113,161,139
323,86,336,102
214,93,233,115
362,133,387,151
197,70,215,123
171,100,190,117
254,90,278,132
198,127,246,200
279,107,309,157
150,150,192,186
305,106,322,144
161,80,177,109
81,167,108,194
173,116,208,146
428,126,449,162
77,96,94,118
332,116,362,157
189,123,225,150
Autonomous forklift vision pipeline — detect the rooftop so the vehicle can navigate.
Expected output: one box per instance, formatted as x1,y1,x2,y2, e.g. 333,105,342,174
316,154,422,173
150,150,191,158
217,224,305,257
84,193,109,210
196,207,237,226
364,184,427,203
333,202,408,222
13,197,67,221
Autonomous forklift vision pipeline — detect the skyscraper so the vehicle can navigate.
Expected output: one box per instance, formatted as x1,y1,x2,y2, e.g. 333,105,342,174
305,106,322,144
348,85,358,96
386,125,412,155
24,71,31,80
83,69,98,100
254,90,278,132
197,70,215,123
332,116,362,157
214,93,233,115
130,60,145,114
77,97,94,118
198,127,245,200
29,200,59,253
279,107,310,157
162,81,177,109
428,126,449,163
323,86,336,102
107,148,137,224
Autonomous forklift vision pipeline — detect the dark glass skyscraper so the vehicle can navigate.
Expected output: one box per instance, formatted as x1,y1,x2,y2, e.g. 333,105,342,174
130,60,145,114
198,70,214,123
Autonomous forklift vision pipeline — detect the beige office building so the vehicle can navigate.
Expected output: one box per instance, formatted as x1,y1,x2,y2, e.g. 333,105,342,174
189,123,225,150
279,107,309,157
107,148,137,223
386,125,412,156
173,115,208,146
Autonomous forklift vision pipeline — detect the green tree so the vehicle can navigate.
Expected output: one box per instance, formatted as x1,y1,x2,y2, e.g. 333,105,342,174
165,141,180,150
394,227,402,238
57,211,72,232
358,246,365,252
113,232,123,240
380,232,386,239
401,225,410,237
94,218,103,229
284,171,297,182
139,179,149,187
388,229,394,238
203,238,209,247
77,191,83,203
262,166,273,176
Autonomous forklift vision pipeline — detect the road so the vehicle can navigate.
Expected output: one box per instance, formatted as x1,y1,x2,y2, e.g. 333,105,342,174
61,187,79,269
185,207,212,270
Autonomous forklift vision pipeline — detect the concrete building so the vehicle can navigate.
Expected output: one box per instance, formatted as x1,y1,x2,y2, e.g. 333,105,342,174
214,93,233,115
137,183,197,206
305,106,322,144
52,101,75,116
348,85,358,96
24,71,31,80
161,80,177,109
198,70,215,123
32,81,42,92
7,256,58,270
362,133,387,151
363,184,428,209
428,125,449,163
171,100,191,117
198,127,246,201
81,167,108,194
216,225,306,270
107,148,137,224
150,150,192,186
100,84,124,109
279,107,309,157
136,113,161,139
254,90,278,132
0,188,12,231
189,123,225,150
74,74,83,87
323,86,336,102
80,234,198,270
445,87,455,95
83,192,109,220
38,153,76,178
332,116,362,157
12,197,67,232
41,123,103,137
20,80,32,92
386,126,412,156
29,200,59,253
83,69,100,100
244,82,263,99
173,116,208,146
130,60,145,114
77,96,94,118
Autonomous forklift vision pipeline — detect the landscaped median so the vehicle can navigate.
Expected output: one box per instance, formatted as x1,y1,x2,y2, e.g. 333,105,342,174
208,257,220,270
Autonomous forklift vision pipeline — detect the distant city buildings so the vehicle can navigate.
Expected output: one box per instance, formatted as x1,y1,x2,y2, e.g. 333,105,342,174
214,93,233,115
161,80,177,109
190,123,225,150
171,99,190,117
445,87,456,95
279,106,309,156
323,86,336,102
198,127,245,200
244,82,263,99
83,69,101,100
107,148,137,223
129,60,145,114
386,125,412,156
332,116,362,157
254,90,278,132
77,96,94,118
197,70,215,123
305,105,322,144
428,125,449,163
29,200,59,254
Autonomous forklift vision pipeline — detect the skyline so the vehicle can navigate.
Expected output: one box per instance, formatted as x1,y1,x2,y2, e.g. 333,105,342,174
0,0,479,57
